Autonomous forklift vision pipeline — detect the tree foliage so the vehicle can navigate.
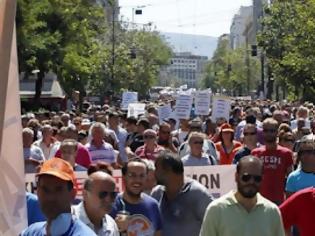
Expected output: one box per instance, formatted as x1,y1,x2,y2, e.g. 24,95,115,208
202,37,260,96
258,0,315,101
16,0,172,107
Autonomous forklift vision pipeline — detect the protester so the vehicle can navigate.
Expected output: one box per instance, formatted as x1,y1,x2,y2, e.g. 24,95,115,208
182,131,216,166
23,127,45,173
233,123,259,164
157,122,179,153
280,187,315,236
21,158,96,235
135,129,164,161
252,118,294,205
200,155,285,236
59,139,87,171
215,123,242,165
151,151,213,236
111,158,162,236
73,171,119,235
285,134,315,197
86,122,117,166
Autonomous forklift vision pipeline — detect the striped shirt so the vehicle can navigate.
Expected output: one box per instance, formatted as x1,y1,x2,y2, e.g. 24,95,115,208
85,141,116,164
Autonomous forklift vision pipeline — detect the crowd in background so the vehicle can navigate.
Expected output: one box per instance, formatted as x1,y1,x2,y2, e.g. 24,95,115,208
21,98,315,236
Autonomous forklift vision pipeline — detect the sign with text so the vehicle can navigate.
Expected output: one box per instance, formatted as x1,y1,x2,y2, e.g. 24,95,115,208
184,165,236,198
211,96,232,122
157,104,172,124
194,90,211,115
121,92,138,110
175,94,193,120
127,103,146,118
26,166,236,199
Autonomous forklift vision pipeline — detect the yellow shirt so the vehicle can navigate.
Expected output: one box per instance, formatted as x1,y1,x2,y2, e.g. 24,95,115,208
200,191,285,236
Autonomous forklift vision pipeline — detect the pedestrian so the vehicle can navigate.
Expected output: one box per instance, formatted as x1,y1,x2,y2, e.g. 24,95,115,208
72,171,119,235
200,155,285,236
21,158,96,235
151,150,213,236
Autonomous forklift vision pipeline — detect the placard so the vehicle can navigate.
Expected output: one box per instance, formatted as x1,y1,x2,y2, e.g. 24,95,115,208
157,104,172,124
175,94,193,120
195,90,211,115
211,96,231,122
127,103,146,118
121,92,138,110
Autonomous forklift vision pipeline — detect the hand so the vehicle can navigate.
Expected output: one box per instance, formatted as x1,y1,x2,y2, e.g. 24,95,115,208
115,213,129,232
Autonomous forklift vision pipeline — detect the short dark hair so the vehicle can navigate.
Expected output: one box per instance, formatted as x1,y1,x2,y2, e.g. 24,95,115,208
236,155,263,174
121,157,148,175
156,150,184,174
126,116,137,125
137,119,150,130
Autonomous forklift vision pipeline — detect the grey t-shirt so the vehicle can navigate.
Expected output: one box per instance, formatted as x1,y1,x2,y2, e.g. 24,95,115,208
182,153,216,166
151,178,213,236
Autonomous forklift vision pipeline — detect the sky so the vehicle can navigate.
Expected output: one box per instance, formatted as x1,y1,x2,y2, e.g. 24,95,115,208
119,0,253,37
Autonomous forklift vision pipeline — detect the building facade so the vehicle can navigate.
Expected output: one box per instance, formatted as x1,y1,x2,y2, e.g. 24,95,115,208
159,52,208,88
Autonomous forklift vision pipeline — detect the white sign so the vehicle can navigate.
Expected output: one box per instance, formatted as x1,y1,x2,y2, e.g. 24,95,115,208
211,96,232,122
127,103,146,118
195,90,211,115
185,165,236,198
121,92,138,110
157,104,172,124
26,166,236,199
175,94,193,120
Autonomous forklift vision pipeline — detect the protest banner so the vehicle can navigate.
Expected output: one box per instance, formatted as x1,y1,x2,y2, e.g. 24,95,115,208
157,104,172,124
211,96,232,122
127,103,146,118
185,165,236,198
194,90,211,115
26,166,235,199
0,1,28,234
121,91,138,110
175,93,193,120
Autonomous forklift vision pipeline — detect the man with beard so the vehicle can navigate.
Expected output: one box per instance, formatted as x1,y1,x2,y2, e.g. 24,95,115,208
72,171,119,235
110,158,162,236
21,158,96,235
252,118,294,205
200,155,285,236
151,151,213,236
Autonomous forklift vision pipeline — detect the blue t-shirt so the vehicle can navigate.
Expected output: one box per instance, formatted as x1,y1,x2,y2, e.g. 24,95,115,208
233,147,251,164
26,192,45,226
21,218,97,236
110,193,162,236
286,169,315,193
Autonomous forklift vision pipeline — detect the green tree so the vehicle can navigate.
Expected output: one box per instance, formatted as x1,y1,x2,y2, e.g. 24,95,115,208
258,0,315,101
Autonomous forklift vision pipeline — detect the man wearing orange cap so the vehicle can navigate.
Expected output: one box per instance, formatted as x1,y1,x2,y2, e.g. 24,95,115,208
21,158,96,235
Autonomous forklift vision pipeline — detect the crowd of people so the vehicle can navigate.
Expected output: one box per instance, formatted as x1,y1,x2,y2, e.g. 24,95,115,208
20,99,315,236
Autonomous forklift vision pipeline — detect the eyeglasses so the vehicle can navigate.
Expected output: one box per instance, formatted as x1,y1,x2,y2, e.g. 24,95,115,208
144,135,156,139
98,191,118,199
192,141,203,145
263,129,277,133
299,149,315,155
243,132,257,136
241,173,262,183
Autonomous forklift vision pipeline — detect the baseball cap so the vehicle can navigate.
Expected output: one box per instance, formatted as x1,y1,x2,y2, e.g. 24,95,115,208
220,123,234,133
37,158,75,185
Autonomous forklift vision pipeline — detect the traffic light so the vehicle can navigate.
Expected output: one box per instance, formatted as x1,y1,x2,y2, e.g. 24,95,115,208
251,45,257,56
135,9,142,15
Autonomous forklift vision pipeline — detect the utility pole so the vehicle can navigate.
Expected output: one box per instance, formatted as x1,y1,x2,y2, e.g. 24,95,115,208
109,0,116,96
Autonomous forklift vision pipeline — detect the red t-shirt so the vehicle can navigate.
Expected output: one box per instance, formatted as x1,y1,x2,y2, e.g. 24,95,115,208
55,143,92,168
280,187,315,236
251,145,293,204
135,144,164,161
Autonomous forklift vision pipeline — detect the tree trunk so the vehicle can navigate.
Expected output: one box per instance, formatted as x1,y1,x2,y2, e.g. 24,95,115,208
34,70,45,108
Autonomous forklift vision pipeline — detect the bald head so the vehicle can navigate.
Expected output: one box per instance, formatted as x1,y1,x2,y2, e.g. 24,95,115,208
237,155,263,174
84,171,115,191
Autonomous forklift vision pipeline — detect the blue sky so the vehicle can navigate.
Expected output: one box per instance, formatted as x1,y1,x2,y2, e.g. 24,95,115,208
119,0,252,36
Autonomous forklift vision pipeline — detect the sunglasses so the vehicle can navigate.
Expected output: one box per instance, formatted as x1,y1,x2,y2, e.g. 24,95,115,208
241,173,262,183
263,129,277,133
243,132,256,136
193,141,203,145
160,130,171,134
98,191,118,199
144,135,156,139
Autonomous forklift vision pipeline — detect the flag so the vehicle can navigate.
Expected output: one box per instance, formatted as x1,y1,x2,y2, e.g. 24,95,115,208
0,0,27,234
